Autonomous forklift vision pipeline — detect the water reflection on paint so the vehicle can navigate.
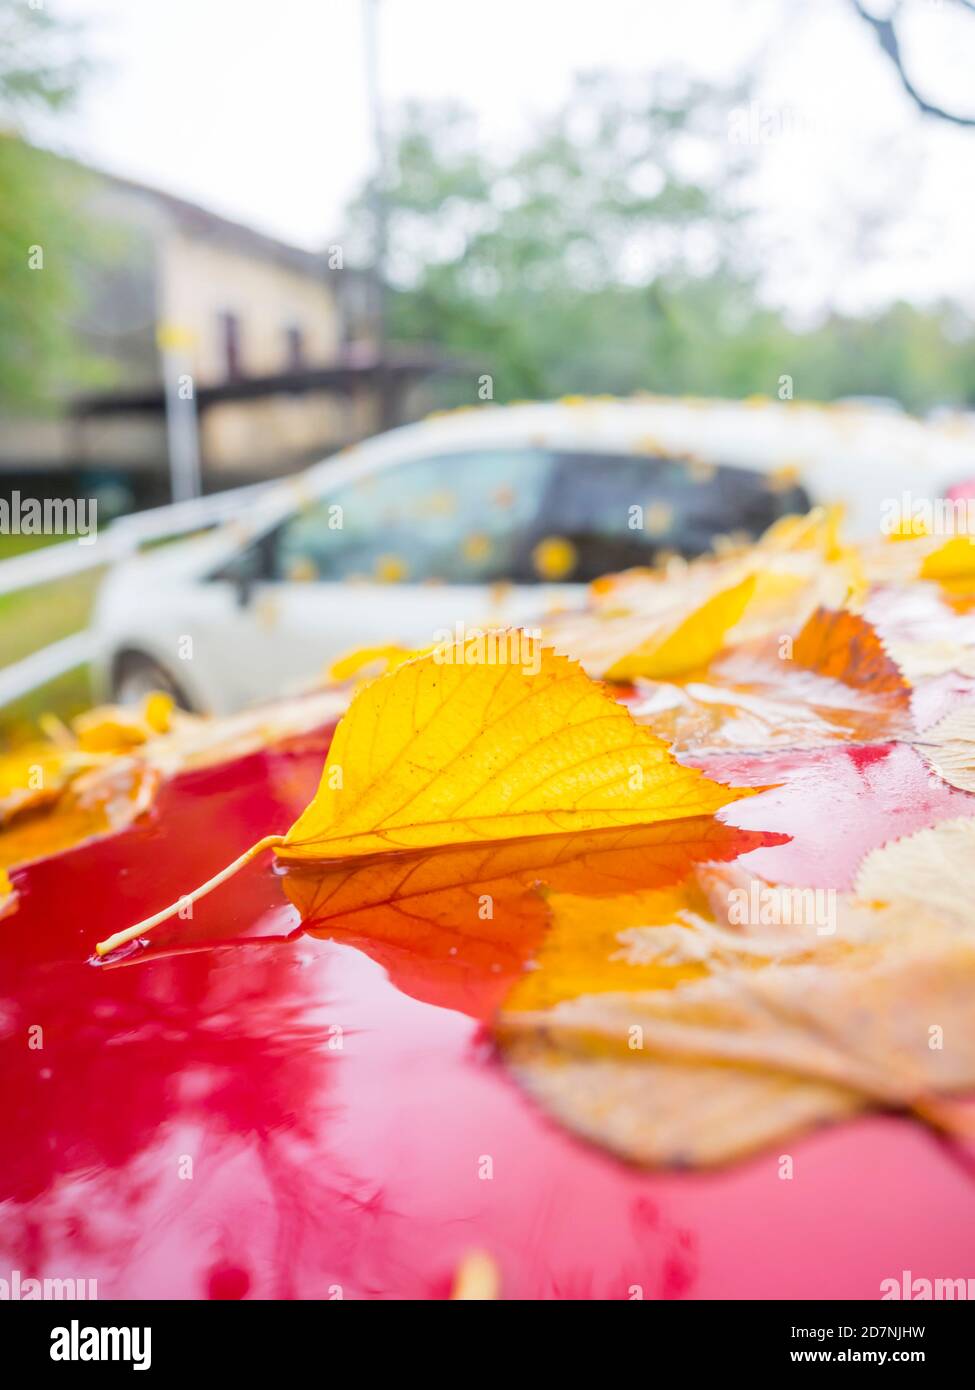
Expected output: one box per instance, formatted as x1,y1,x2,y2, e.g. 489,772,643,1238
1,735,974,1299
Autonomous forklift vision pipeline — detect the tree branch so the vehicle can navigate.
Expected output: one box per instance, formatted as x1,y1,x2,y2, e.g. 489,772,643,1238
849,0,975,127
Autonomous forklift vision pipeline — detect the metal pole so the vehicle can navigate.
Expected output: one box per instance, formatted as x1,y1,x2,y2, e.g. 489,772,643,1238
158,324,203,502
362,0,392,429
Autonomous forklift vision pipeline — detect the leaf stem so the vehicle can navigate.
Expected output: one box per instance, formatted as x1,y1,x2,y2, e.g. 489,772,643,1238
94,834,286,957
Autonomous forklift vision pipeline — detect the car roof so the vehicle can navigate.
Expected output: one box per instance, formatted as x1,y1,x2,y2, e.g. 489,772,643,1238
206,394,975,556
302,394,975,488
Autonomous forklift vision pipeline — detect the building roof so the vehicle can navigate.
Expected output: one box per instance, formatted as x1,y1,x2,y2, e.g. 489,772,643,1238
35,141,372,284
98,168,348,280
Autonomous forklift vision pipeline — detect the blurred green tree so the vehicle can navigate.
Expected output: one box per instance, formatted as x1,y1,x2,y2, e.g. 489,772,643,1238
0,0,90,407
346,72,975,412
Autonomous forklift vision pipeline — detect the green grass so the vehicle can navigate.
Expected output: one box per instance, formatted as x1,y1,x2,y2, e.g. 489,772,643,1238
0,534,103,746
0,666,94,745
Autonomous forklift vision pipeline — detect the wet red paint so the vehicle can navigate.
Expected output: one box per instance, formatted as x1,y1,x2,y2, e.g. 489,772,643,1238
693,741,975,889
1,731,974,1299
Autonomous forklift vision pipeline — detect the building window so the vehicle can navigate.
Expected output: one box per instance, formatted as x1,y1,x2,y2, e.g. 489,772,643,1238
284,324,305,371
219,311,243,379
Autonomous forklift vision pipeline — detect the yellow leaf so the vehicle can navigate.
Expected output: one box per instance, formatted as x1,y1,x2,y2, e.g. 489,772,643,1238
920,536,975,581
74,693,174,753
605,573,757,682
96,639,754,955
143,692,175,735
532,535,578,580
0,744,73,823
279,639,747,862
0,759,159,891
374,553,408,583
327,644,421,684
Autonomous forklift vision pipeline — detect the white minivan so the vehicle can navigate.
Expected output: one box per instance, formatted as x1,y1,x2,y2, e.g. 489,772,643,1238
89,396,975,713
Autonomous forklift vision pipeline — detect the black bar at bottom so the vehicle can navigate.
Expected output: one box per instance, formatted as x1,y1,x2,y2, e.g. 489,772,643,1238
0,1296,970,1374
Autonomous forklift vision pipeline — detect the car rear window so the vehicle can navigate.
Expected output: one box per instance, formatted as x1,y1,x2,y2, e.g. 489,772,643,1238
522,451,811,580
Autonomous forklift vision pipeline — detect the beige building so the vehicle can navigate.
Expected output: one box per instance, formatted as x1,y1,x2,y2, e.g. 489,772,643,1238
0,158,459,507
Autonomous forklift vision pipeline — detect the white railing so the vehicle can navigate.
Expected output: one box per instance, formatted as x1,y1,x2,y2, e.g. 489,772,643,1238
0,481,273,707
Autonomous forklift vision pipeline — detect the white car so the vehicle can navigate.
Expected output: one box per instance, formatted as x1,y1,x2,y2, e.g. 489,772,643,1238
90,396,975,713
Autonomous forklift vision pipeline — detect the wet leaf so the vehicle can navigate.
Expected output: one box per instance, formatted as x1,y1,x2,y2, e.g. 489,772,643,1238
497,856,975,1167
791,607,909,697
279,640,749,862
284,818,778,1015
327,644,422,684
0,689,348,910
627,607,913,755
605,574,757,682
921,536,975,582
73,692,175,752
914,709,975,793
0,759,158,888
98,640,761,961
855,815,975,922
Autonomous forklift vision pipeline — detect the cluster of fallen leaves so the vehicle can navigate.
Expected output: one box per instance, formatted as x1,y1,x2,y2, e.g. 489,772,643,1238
7,507,975,1168
0,687,347,915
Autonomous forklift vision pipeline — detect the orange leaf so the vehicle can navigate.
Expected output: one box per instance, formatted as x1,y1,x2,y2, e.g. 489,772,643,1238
792,607,909,697
283,818,777,1015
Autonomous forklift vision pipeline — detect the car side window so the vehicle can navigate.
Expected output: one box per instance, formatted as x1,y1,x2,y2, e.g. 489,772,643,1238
269,448,557,585
527,452,811,580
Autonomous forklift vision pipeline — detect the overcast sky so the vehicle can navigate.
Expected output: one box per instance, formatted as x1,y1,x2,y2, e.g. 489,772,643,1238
49,0,975,319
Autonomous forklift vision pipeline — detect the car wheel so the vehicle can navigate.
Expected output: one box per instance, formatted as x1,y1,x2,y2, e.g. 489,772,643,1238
111,652,195,711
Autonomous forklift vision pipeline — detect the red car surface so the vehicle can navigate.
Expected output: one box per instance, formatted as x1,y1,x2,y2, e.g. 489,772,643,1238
2,717,974,1300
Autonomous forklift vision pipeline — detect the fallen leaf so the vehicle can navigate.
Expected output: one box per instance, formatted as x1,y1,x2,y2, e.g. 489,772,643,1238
0,689,348,911
327,644,422,684
497,858,975,1166
626,606,913,755
914,710,975,793
97,639,759,958
605,574,757,682
285,818,778,1015
279,640,747,861
921,536,975,582
0,759,158,888
73,692,175,752
791,607,909,697
855,815,975,922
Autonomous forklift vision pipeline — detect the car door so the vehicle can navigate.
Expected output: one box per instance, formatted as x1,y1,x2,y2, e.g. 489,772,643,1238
198,446,571,707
